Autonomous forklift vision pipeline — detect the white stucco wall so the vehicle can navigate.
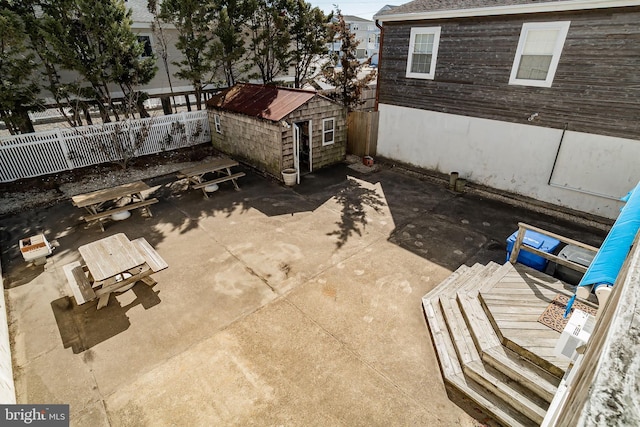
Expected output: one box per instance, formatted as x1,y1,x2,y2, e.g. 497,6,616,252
0,262,16,403
377,104,640,219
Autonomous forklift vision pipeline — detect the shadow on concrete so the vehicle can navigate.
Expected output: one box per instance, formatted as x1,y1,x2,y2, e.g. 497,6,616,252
51,283,160,354
327,177,385,248
1,161,607,289
352,168,607,272
1,203,83,288
2,263,46,288
140,164,361,244
142,161,606,272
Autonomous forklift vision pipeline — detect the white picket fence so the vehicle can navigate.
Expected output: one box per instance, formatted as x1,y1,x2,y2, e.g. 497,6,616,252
0,111,211,183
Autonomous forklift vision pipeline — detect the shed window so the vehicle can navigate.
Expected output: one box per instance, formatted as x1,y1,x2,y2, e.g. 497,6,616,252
509,21,570,88
322,118,335,146
405,27,441,80
214,114,222,133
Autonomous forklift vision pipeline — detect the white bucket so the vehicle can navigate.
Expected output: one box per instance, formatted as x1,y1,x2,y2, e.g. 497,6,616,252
281,168,297,186
111,210,131,221
204,183,219,193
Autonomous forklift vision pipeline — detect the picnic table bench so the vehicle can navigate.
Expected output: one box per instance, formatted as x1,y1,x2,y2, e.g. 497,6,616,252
71,181,158,231
63,261,95,305
177,158,245,198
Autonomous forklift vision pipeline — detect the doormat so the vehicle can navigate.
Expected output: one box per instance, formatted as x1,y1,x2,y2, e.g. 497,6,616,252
538,294,598,333
348,163,378,174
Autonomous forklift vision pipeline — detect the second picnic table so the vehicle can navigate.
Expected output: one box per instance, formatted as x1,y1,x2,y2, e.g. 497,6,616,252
177,158,245,197
71,181,158,231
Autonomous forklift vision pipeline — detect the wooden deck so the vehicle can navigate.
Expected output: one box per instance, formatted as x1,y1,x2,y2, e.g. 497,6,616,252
422,261,599,426
480,264,586,375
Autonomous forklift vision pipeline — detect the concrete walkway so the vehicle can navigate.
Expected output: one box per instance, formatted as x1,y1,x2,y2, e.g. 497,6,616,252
0,163,606,426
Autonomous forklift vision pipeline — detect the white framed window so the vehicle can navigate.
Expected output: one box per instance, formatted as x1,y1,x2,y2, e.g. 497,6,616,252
322,118,335,146
137,35,153,57
214,114,222,134
509,21,570,88
405,27,441,80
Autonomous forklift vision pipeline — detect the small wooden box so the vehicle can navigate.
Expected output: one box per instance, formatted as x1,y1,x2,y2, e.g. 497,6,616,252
19,234,52,263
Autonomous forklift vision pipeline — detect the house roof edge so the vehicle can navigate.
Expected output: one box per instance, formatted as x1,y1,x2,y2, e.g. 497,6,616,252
374,0,640,22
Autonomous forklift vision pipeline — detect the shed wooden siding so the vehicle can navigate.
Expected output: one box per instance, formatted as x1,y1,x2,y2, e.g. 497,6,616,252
208,110,282,176
378,7,640,141
281,97,347,170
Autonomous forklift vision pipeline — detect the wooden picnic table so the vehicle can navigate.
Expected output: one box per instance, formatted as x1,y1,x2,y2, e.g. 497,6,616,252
71,181,158,231
177,158,245,198
64,233,168,309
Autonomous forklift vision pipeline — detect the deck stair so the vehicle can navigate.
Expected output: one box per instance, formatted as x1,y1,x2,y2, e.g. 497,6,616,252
423,262,584,426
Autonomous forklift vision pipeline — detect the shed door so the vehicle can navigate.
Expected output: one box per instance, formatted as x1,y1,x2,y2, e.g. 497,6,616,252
294,121,312,174
293,123,301,184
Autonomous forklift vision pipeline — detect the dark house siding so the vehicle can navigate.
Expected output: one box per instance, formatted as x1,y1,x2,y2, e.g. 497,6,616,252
378,7,640,140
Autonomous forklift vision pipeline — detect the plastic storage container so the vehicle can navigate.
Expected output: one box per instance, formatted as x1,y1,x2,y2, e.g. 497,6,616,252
19,234,52,265
553,244,596,285
506,230,561,271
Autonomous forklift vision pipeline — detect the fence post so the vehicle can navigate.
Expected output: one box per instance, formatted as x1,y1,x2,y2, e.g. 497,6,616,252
180,112,189,146
0,110,210,183
57,129,75,170
128,120,137,157
365,112,371,156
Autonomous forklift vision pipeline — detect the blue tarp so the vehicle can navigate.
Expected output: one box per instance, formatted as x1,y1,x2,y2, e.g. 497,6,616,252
565,181,640,317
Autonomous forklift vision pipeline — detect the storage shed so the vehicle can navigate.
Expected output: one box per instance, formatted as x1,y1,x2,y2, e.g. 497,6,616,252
206,83,347,182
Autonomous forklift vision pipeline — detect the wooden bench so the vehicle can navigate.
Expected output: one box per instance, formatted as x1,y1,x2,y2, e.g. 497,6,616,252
83,198,159,230
191,172,246,190
130,237,168,287
63,261,96,305
131,237,168,273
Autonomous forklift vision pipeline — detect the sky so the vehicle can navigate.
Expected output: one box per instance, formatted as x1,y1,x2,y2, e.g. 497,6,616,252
308,0,397,21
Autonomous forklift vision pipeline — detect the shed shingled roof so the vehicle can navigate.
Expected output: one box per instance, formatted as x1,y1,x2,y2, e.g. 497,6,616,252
206,84,317,122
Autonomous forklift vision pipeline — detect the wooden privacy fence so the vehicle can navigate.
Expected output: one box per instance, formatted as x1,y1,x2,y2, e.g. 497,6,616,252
347,111,379,157
0,111,210,182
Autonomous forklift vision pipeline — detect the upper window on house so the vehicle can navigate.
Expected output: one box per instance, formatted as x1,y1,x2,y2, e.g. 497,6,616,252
406,27,441,80
322,118,335,146
214,114,222,134
509,21,570,88
137,35,153,57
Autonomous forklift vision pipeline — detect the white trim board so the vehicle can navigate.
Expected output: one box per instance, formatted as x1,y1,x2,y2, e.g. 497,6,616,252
375,0,640,22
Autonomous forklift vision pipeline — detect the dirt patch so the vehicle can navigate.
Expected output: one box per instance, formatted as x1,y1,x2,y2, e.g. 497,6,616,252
0,144,218,217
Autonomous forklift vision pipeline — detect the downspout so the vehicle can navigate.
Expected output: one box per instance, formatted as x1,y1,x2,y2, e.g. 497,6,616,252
548,123,620,201
547,122,568,186
374,19,384,112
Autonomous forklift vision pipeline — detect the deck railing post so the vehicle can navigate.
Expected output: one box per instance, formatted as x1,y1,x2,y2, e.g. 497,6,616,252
58,129,75,170
509,224,527,264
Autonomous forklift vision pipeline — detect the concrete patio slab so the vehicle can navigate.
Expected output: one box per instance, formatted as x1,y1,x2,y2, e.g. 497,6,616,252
0,161,607,426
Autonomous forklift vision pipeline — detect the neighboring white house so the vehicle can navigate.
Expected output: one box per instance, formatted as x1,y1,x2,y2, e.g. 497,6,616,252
126,0,199,98
31,0,195,107
329,15,381,66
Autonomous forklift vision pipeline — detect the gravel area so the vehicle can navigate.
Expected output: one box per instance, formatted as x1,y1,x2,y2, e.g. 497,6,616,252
0,144,218,217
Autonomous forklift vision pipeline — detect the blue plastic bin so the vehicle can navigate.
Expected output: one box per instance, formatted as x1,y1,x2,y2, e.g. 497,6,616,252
506,230,561,271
